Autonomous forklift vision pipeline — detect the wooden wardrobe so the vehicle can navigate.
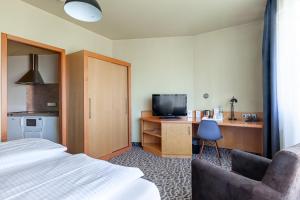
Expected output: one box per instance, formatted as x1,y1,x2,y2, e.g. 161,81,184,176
66,50,131,160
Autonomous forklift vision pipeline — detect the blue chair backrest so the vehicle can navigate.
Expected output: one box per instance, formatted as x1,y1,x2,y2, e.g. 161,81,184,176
197,120,222,141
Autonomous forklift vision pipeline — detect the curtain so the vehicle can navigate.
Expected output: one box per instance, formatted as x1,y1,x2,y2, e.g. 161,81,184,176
262,0,280,158
277,0,300,148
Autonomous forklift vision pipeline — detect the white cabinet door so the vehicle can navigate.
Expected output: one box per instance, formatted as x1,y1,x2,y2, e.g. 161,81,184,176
43,117,59,143
8,117,23,141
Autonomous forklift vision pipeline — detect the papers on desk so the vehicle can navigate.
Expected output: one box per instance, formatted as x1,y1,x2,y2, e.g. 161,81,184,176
213,107,224,121
194,107,224,123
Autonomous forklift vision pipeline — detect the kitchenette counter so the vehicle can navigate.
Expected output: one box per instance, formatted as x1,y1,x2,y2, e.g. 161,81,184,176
7,112,59,142
7,111,59,117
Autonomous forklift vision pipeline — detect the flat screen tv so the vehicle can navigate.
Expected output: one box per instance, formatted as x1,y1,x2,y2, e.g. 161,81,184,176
152,94,187,118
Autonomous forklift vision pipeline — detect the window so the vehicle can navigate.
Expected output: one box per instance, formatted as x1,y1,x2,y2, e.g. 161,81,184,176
277,0,300,147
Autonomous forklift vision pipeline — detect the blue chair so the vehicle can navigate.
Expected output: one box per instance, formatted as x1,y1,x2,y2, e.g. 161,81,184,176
197,120,223,159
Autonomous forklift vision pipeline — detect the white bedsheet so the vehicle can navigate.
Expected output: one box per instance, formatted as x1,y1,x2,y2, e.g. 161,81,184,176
0,138,67,170
109,178,161,200
0,154,144,200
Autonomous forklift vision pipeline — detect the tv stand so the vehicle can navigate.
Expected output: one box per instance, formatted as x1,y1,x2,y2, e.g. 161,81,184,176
141,113,192,158
159,116,181,119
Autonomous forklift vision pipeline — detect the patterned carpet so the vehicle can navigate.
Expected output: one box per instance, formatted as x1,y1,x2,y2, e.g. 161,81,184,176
109,146,232,200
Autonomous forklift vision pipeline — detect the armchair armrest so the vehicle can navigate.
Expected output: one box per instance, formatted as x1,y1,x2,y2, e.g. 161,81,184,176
192,159,281,200
232,150,271,181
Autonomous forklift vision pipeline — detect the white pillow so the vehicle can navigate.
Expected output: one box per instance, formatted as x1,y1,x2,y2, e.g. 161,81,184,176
0,138,67,171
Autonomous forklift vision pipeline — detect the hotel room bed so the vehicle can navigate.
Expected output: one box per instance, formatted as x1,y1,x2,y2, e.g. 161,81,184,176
0,138,160,200
109,178,160,200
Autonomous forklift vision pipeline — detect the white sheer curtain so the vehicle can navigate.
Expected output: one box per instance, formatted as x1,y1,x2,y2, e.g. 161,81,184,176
277,0,300,148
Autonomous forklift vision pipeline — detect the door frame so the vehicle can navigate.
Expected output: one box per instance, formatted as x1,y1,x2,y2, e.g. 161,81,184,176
1,33,67,145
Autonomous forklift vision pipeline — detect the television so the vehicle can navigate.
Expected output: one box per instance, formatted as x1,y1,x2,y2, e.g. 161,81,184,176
152,94,187,118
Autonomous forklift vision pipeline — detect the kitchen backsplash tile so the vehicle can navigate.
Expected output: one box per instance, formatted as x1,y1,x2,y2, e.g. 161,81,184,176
26,84,59,112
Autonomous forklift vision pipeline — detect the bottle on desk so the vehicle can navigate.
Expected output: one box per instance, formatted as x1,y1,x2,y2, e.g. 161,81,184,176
213,106,224,122
188,110,193,118
195,110,201,119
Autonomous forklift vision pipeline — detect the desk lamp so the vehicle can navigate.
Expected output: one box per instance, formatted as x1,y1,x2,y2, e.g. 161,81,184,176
229,96,238,120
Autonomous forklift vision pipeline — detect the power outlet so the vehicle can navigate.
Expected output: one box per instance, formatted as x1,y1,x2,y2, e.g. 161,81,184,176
242,113,258,121
251,113,257,120
242,113,251,119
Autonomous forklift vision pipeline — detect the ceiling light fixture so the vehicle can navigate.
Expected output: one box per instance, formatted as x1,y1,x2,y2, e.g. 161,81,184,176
64,0,102,22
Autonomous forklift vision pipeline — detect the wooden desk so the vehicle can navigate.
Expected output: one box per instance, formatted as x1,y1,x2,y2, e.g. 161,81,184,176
192,118,263,128
191,119,263,155
141,112,263,157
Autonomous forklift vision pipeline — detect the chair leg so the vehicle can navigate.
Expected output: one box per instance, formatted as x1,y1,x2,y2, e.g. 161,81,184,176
199,140,205,159
214,141,221,158
214,141,222,165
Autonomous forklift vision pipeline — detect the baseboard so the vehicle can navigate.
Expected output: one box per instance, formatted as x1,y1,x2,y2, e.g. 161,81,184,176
100,146,131,160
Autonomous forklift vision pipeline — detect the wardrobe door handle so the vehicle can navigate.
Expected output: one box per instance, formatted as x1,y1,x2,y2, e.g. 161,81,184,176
89,98,92,119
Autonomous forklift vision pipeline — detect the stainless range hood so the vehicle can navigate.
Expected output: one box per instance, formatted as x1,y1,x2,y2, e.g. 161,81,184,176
16,54,44,85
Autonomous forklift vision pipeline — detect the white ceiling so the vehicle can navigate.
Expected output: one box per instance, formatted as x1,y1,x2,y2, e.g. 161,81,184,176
22,0,267,40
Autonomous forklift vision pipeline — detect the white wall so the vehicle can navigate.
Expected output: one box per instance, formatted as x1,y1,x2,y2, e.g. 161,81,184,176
7,56,28,112
0,1,263,143
39,55,59,84
113,21,263,142
0,1,112,56
113,37,195,142
0,0,113,140
194,21,263,112
7,55,59,112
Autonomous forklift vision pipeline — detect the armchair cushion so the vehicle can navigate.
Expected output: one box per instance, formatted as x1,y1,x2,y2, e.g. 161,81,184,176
192,159,282,200
192,159,256,200
232,150,271,181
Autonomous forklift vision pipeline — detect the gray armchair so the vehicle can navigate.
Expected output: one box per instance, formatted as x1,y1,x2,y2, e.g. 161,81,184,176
192,144,300,200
